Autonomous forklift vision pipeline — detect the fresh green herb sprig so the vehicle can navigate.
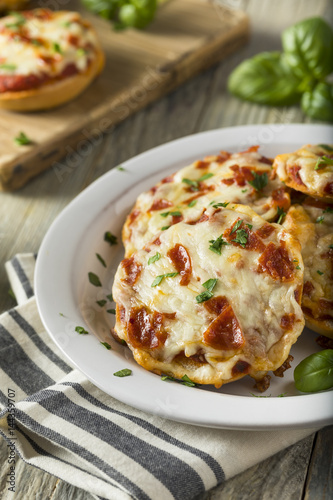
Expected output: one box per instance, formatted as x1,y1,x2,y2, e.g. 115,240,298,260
294,349,333,392
81,0,158,30
161,374,197,387
14,132,32,146
114,368,132,377
196,278,218,303
248,172,268,192
151,272,178,287
315,156,333,170
209,234,229,255
182,173,214,191
228,17,333,122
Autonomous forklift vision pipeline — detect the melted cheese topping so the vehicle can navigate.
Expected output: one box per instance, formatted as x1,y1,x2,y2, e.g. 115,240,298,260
0,9,99,78
273,144,333,199
114,204,304,386
283,199,333,337
123,147,290,257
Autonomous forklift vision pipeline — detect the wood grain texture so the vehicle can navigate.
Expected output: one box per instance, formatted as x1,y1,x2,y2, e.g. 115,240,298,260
0,0,332,498
0,0,249,190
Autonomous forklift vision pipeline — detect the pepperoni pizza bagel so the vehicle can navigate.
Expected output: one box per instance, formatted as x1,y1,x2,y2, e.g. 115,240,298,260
0,9,104,111
113,204,304,387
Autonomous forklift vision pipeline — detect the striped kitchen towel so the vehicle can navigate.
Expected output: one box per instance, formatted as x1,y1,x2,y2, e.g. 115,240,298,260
0,254,318,500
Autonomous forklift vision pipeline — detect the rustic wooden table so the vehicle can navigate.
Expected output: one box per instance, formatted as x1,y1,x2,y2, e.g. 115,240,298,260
0,0,332,498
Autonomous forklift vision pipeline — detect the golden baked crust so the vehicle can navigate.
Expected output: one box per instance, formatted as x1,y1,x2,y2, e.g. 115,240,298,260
113,204,304,387
283,198,333,338
123,146,290,258
273,144,333,200
0,9,104,111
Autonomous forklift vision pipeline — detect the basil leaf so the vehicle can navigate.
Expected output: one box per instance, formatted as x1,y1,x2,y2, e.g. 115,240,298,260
294,349,333,392
282,17,333,80
301,82,333,122
228,52,302,106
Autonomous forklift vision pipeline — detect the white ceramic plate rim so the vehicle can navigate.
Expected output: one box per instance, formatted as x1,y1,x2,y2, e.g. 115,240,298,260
35,124,333,430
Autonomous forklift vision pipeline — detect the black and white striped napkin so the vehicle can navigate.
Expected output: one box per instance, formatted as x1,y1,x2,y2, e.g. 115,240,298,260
0,254,318,500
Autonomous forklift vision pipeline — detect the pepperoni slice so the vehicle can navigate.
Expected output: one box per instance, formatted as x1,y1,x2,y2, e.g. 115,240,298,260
203,300,244,351
288,165,305,186
167,244,192,286
229,165,254,187
231,360,250,376
303,281,314,297
257,242,295,281
149,199,173,211
127,307,167,349
121,257,142,286
324,182,333,195
256,223,275,239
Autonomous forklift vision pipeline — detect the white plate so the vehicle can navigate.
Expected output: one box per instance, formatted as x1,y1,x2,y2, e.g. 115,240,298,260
35,124,333,430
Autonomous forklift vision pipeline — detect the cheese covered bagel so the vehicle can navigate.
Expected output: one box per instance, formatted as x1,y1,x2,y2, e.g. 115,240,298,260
283,198,333,338
123,146,290,257
0,9,104,111
273,144,333,200
113,204,304,387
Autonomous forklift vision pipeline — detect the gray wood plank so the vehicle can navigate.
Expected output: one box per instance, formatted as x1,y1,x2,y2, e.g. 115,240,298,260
303,426,333,500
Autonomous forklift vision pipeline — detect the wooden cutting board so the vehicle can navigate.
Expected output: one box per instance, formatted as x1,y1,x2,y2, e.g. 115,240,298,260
0,0,249,190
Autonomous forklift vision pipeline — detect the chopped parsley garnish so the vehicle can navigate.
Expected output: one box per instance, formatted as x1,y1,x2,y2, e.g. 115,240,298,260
314,156,333,170
96,253,106,267
319,144,333,152
107,309,116,314
0,63,17,71
296,265,301,270
323,207,333,214
160,211,182,218
53,42,63,54
329,244,333,249
248,171,268,191
317,270,324,275
246,223,253,229
161,374,197,387
182,173,214,191
31,39,42,46
151,272,179,287
161,225,170,231
188,200,197,207
181,375,196,387
230,219,243,234
212,202,229,208
100,342,111,350
14,131,32,146
75,326,89,335
232,228,248,248
104,231,118,245
117,165,126,171
8,289,15,300
202,278,218,293
316,215,325,224
76,48,86,57
6,13,25,29
209,234,229,255
106,293,113,301
59,312,65,317
96,300,107,307
277,206,286,224
88,272,102,287
241,189,248,193
114,368,132,377
148,252,161,265
161,375,177,382
195,291,214,303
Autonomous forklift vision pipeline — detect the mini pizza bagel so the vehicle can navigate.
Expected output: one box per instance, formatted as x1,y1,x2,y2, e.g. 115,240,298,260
0,9,104,111
123,146,290,257
273,144,333,201
113,204,304,387
283,197,333,338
